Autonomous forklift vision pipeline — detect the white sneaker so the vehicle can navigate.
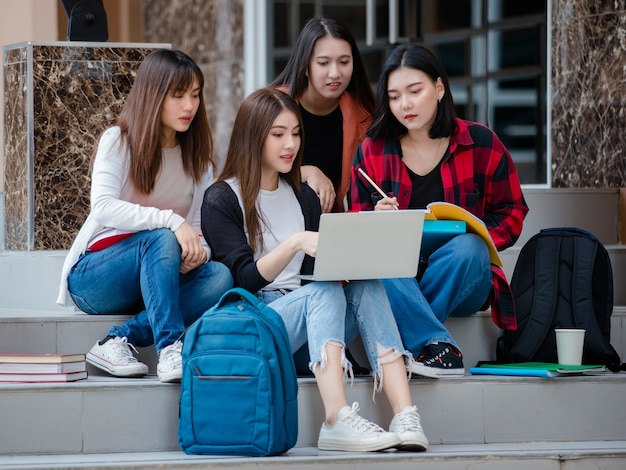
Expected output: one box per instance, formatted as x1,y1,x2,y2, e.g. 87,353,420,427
157,340,183,383
317,402,401,452
389,405,429,451
86,336,149,377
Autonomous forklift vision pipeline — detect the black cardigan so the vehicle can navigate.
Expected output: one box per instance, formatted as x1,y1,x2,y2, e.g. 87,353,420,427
201,180,321,293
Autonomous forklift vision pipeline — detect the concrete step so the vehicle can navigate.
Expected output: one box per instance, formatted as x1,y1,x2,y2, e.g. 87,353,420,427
0,308,159,373
518,188,621,246
2,305,624,377
1,441,626,469
1,373,625,455
2,245,626,311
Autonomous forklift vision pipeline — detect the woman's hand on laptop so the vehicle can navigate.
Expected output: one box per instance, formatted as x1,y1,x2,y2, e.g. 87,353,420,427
375,196,399,211
256,231,318,282
292,231,318,257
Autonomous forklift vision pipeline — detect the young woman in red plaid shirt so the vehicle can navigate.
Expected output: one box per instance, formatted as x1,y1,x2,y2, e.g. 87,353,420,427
349,44,528,378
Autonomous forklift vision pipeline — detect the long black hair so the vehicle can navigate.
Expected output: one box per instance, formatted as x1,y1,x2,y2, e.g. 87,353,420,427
270,17,374,114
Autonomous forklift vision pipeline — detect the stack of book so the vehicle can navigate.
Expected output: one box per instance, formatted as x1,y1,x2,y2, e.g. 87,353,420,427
0,353,87,382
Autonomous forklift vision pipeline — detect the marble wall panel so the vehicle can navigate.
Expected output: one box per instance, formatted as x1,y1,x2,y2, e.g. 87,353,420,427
143,0,245,173
200,60,244,173
3,43,167,250
143,0,243,64
3,48,29,250
551,1,626,187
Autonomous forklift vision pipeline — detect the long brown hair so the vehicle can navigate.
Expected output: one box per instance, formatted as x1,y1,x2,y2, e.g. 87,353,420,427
117,49,214,194
219,88,303,253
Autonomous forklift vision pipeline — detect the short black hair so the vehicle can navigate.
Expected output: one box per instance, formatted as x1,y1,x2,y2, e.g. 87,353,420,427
367,44,457,140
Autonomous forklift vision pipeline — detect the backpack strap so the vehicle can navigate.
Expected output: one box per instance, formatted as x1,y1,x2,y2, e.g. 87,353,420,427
568,234,623,371
509,233,561,361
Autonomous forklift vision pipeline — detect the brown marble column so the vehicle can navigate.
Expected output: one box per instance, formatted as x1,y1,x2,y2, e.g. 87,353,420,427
551,1,626,187
2,42,167,250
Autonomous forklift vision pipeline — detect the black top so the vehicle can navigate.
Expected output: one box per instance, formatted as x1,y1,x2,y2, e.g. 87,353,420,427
407,158,445,209
299,104,343,188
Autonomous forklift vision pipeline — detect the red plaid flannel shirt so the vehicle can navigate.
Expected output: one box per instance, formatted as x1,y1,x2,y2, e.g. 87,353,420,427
350,119,528,330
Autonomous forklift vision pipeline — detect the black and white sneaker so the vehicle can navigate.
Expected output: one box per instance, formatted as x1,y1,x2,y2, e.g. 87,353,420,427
409,342,464,378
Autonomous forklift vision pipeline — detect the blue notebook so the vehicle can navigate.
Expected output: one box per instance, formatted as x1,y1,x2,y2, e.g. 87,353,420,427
421,220,466,258
470,362,606,378
469,367,558,378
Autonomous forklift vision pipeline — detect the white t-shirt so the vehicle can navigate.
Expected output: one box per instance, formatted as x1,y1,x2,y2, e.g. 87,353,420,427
225,177,305,292
256,179,305,291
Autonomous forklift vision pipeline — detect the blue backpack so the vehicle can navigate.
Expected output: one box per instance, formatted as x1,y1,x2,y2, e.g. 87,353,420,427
178,288,299,456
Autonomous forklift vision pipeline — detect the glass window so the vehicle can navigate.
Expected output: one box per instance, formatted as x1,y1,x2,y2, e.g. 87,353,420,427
267,0,547,184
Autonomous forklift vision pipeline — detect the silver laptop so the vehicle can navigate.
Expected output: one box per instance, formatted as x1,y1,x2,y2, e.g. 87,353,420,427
299,210,426,281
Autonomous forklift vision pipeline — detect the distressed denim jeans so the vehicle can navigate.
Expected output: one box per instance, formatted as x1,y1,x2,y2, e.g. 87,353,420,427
257,279,408,377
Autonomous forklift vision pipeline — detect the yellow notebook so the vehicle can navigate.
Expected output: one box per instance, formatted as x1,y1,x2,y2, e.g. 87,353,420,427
425,201,502,267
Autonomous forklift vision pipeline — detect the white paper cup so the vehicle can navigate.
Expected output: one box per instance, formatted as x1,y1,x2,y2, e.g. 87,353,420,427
555,328,586,365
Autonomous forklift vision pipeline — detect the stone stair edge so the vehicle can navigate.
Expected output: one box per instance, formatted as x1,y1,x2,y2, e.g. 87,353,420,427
1,441,626,470
2,306,625,320
0,307,133,320
1,371,624,392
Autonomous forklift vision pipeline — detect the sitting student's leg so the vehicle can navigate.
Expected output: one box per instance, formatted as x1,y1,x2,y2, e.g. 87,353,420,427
379,277,450,356
178,261,233,327
265,282,400,452
420,233,492,320
405,233,492,378
103,229,187,350
343,280,428,451
69,229,186,379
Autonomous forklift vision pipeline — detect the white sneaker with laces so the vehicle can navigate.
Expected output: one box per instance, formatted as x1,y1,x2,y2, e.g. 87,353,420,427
317,402,401,452
157,340,183,383
389,405,429,451
86,336,149,377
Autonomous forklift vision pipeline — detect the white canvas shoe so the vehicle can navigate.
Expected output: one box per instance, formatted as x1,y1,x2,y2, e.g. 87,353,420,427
157,340,183,383
86,336,149,377
389,405,429,451
317,402,401,452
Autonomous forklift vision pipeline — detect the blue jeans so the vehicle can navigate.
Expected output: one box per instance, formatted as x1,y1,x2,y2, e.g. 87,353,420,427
257,279,408,377
382,233,492,356
67,229,233,352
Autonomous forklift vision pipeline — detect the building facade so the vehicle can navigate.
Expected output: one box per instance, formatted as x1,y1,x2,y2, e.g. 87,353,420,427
1,0,625,249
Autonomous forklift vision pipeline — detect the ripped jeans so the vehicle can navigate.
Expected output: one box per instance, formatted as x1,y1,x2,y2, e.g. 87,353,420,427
256,279,409,384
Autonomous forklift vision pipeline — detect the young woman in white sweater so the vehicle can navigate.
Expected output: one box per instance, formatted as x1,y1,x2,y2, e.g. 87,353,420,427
57,49,233,382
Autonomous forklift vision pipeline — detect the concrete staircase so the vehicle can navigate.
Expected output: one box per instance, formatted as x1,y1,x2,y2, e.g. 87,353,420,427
1,188,626,469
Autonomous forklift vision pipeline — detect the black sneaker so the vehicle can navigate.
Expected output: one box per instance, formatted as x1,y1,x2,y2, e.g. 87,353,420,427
409,342,464,378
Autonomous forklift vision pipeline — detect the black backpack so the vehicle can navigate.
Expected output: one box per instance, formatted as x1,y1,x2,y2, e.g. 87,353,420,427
496,227,624,372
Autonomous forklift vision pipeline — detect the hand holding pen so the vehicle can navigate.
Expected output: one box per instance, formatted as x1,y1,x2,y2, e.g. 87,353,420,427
357,168,399,211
